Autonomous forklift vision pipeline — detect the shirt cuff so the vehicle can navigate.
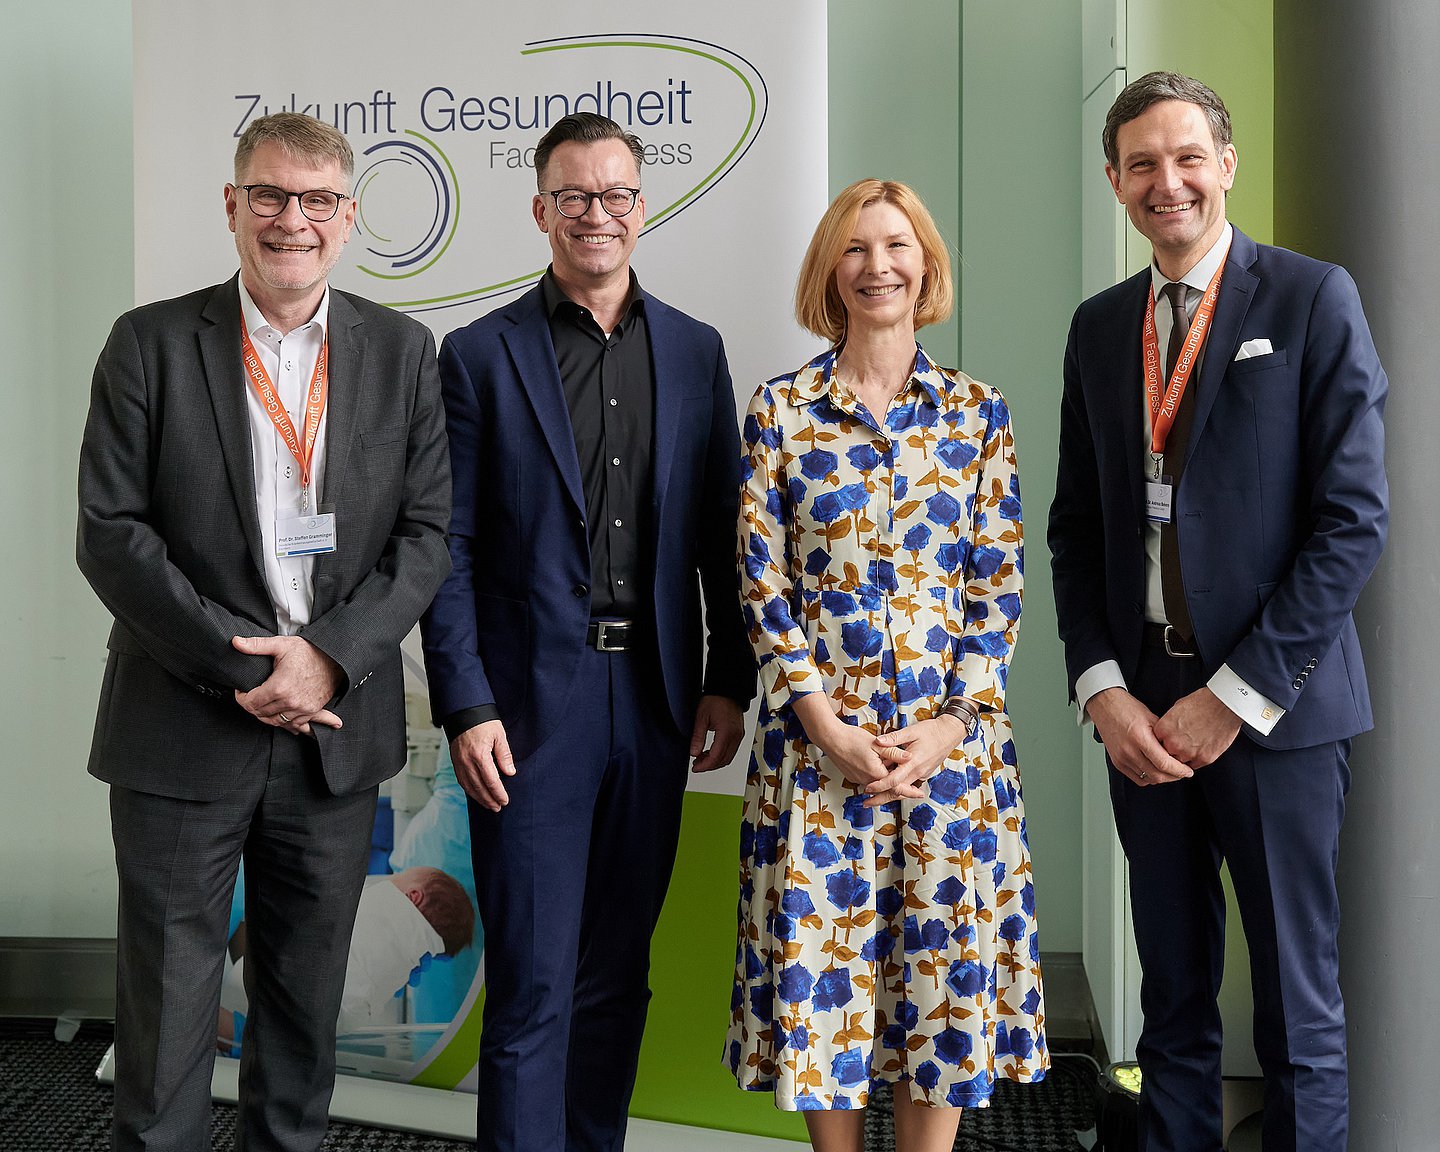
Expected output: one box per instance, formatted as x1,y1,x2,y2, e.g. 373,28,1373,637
441,704,501,743
1074,661,1126,725
1208,664,1285,736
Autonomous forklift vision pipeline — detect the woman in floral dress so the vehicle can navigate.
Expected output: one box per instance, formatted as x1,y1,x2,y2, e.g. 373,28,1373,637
726,180,1048,1152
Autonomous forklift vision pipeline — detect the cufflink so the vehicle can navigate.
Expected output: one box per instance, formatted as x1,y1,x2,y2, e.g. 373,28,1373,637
1261,708,1275,721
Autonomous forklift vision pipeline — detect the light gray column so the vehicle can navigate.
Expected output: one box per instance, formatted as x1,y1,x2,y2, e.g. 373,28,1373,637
1274,3,1440,1148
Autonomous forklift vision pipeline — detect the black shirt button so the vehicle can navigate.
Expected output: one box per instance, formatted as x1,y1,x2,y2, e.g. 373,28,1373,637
573,584,589,598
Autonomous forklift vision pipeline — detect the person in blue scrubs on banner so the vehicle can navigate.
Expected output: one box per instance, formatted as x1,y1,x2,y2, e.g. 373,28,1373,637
420,112,755,1152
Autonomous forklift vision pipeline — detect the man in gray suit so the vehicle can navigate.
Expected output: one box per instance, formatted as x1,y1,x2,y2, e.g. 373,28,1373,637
76,113,451,1152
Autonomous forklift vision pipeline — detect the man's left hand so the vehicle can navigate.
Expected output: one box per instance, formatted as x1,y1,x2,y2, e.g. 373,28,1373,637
690,695,745,773
232,634,344,735
1154,686,1242,769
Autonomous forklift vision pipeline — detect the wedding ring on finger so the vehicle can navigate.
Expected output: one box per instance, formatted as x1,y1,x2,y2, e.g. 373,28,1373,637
279,712,291,723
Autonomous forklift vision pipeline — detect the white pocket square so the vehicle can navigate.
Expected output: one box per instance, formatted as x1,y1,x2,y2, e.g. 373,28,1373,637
1235,339,1274,361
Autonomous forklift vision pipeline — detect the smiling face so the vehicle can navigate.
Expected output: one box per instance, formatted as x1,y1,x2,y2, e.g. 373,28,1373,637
532,138,645,295
832,200,927,340
225,140,354,322
1106,99,1237,280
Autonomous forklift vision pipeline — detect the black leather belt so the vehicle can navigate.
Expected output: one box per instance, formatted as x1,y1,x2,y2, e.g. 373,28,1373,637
587,619,635,652
1144,622,1197,658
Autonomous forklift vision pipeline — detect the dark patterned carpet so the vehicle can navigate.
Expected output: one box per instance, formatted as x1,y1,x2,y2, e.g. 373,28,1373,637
862,1058,1099,1152
0,1019,470,1151
0,1018,1098,1150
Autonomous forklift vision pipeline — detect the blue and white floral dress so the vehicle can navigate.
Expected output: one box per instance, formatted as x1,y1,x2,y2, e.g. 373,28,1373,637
725,347,1048,1111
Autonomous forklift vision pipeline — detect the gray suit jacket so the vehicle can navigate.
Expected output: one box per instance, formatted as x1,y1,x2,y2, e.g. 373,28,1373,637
78,275,451,799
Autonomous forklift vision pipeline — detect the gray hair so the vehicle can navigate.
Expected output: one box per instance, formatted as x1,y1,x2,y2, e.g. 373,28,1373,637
234,112,354,186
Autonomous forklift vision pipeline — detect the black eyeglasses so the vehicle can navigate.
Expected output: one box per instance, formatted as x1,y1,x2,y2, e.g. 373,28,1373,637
540,187,641,219
238,184,350,222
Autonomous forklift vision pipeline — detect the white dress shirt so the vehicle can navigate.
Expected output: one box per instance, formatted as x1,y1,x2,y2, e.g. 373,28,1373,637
1075,224,1284,735
238,280,330,636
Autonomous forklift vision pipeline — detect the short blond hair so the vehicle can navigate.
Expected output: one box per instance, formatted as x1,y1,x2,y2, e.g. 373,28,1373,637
794,179,954,344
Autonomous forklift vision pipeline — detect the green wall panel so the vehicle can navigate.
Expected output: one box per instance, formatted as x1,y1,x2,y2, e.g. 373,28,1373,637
632,791,806,1141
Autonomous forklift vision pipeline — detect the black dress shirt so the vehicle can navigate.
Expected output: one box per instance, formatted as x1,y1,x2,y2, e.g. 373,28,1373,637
542,269,655,618
442,271,656,742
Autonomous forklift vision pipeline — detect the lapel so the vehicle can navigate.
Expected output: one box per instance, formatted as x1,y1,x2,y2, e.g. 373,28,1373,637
198,277,266,587
1184,227,1259,469
500,288,585,512
310,289,364,611
646,294,685,520
1113,270,1151,524
319,289,364,502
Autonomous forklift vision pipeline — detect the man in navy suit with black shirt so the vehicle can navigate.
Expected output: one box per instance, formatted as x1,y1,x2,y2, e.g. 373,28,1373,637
420,112,754,1152
1049,73,1387,1152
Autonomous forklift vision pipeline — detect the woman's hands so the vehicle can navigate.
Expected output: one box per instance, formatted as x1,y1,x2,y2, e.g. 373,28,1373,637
791,694,975,807
791,693,888,789
865,714,970,807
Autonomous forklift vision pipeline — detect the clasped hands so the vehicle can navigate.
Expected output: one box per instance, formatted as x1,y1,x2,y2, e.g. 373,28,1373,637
793,694,970,808
1088,685,1242,787
231,634,343,736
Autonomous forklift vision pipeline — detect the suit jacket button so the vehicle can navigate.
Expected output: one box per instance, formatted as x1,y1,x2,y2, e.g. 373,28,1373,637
573,584,589,598
1293,678,1304,690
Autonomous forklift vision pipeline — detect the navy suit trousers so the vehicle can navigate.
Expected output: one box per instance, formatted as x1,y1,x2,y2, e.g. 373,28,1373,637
468,643,689,1152
1109,637,1350,1152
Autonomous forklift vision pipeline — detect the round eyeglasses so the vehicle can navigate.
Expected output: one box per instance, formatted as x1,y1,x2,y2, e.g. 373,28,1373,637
239,184,350,222
541,187,641,219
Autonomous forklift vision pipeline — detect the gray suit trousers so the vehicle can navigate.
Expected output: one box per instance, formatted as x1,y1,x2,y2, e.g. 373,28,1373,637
109,732,375,1152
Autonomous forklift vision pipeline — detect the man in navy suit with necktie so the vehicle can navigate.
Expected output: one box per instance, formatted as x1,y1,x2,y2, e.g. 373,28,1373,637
420,112,754,1152
1049,73,1388,1152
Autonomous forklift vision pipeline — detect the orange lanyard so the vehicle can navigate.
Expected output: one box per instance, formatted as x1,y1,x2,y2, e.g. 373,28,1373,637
241,320,328,502
1142,242,1229,458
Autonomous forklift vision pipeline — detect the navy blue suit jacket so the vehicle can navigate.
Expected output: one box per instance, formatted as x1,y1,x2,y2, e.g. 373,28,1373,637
1049,228,1388,750
421,282,754,760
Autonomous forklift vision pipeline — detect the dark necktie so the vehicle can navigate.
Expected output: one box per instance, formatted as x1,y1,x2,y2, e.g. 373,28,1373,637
1160,282,1196,643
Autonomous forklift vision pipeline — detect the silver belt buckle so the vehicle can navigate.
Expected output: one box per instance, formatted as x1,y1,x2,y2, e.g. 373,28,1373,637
593,620,631,652
1163,625,1195,658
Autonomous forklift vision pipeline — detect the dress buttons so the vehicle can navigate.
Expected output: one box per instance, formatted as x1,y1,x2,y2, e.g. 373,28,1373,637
608,398,618,407
614,518,623,527
573,584,589,598
612,457,621,466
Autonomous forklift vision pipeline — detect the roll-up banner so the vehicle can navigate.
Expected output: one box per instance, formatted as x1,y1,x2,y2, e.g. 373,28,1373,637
128,1,826,1138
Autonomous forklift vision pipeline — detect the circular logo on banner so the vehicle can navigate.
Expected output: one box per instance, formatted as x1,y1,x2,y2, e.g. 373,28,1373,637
353,132,459,281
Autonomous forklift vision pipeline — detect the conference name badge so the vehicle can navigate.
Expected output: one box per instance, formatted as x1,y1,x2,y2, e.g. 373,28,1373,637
276,512,337,557
1145,479,1173,524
